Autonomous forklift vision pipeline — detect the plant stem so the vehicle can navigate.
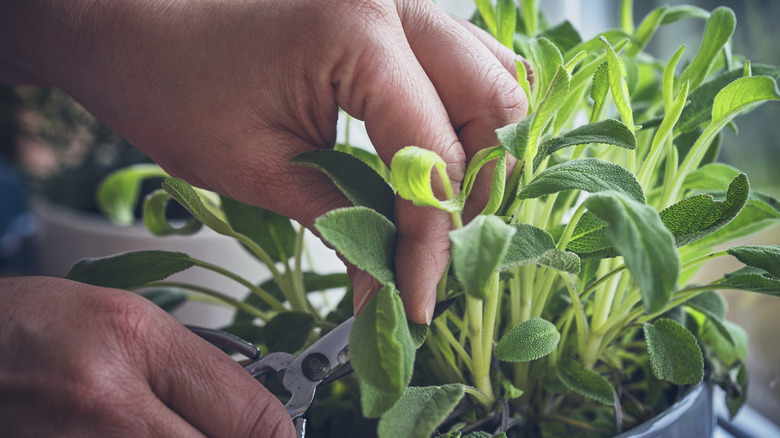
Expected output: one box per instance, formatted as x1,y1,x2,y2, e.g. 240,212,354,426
434,318,474,375
466,294,494,403
141,281,269,321
191,258,286,313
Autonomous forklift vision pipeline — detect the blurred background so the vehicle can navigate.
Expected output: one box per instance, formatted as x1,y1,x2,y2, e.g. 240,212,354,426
1,0,778,429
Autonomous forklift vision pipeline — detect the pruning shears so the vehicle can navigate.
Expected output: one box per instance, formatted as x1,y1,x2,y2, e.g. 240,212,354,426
188,317,355,438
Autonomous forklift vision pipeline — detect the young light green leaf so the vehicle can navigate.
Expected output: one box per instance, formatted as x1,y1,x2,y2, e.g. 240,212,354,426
496,0,516,48
644,318,704,385
450,216,516,299
350,284,415,394
462,146,505,198
529,66,570,158
220,195,296,262
97,164,169,225
679,7,736,90
292,149,395,221
542,20,582,54
518,158,645,203
391,146,464,213
162,177,233,235
711,76,780,125
314,207,396,286
474,0,497,37
682,163,741,192
556,359,615,405
534,119,636,170
497,116,534,160
663,45,686,111
660,173,749,246
563,30,636,65
701,319,748,368
529,37,564,100
377,384,465,438
661,5,710,23
727,245,780,278
501,224,580,273
259,311,315,353
626,5,669,57
495,317,561,362
481,152,506,216
585,192,679,313
66,250,195,289
142,189,203,236
600,36,634,129
589,62,610,121
685,290,727,320
360,380,402,419
515,59,533,109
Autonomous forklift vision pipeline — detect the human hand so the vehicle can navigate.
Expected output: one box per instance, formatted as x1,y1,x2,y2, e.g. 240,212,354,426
2,0,528,324
0,277,295,437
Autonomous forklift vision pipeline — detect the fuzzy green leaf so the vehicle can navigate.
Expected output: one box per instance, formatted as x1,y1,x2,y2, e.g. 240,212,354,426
259,311,315,353
360,380,402,419
377,384,465,438
497,116,534,160
97,164,169,225
701,318,747,367
408,322,428,349
712,76,780,125
350,284,415,394
626,5,669,56
142,189,203,236
519,158,645,203
556,359,615,405
686,290,727,320
563,30,636,64
496,0,516,48
535,119,636,170
589,62,610,121
529,37,564,100
585,192,679,313
661,5,710,23
450,216,516,299
682,163,741,192
680,7,736,90
292,149,395,221
643,318,704,385
542,20,582,53
600,36,634,129
162,178,233,235
566,212,613,258
391,146,464,213
660,173,749,246
727,245,780,278
314,207,396,286
66,250,195,289
220,195,296,262
530,65,570,156
495,317,560,362
692,192,780,250
501,224,580,273
721,267,780,295
462,146,505,199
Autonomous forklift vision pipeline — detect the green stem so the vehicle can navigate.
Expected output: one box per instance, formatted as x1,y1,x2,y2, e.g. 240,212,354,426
482,272,501,374
141,281,269,321
191,259,286,313
434,318,474,374
466,295,494,403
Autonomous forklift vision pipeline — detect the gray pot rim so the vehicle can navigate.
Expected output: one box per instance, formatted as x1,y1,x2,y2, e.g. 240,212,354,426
614,383,714,437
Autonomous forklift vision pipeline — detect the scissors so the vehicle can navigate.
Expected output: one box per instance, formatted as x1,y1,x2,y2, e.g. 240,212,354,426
187,317,355,437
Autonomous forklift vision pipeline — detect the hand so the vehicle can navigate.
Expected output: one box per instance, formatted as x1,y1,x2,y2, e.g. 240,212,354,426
1,0,528,323
0,277,295,437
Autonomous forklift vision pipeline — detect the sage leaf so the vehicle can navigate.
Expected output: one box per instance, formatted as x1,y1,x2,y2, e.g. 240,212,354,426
701,318,747,367
566,212,613,258
721,267,780,296
462,146,505,198
450,216,516,299
727,245,780,278
162,178,233,235
391,146,464,213
692,192,780,249
408,321,428,349
259,311,314,353
360,380,402,418
292,149,395,221
97,163,168,225
496,0,516,48
530,66,570,156
601,36,634,129
585,192,679,313
660,173,749,246
643,318,704,385
542,20,582,53
143,189,203,236
315,207,396,286
686,291,734,345
712,76,780,126
556,359,615,405
626,5,668,56
220,195,296,262
534,119,636,170
683,163,741,192
377,384,465,438
501,224,580,273
66,250,195,289
726,363,749,418
497,116,534,160
350,284,415,394
519,158,645,203
495,317,560,362
529,37,564,100
563,30,636,67
589,62,609,121
661,5,710,23
680,7,736,90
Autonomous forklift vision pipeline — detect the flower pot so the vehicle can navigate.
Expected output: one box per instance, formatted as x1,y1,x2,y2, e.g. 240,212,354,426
616,384,714,438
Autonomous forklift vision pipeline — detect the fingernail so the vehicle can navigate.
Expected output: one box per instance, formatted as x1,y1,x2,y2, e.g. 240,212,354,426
425,293,436,325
